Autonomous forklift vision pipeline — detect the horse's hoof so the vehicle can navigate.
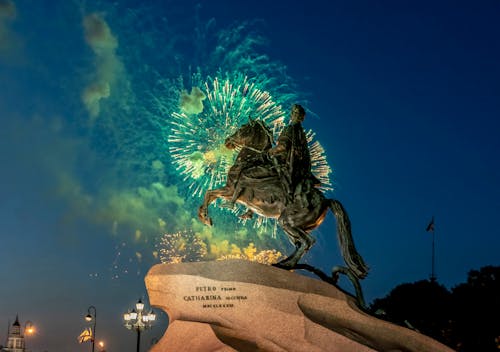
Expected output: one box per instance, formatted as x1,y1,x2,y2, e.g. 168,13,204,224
272,263,287,269
238,210,253,220
199,215,213,226
198,206,209,223
272,261,294,270
331,271,340,284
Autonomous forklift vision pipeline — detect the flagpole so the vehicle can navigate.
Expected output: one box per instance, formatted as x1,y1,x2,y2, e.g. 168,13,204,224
431,228,436,282
426,216,436,282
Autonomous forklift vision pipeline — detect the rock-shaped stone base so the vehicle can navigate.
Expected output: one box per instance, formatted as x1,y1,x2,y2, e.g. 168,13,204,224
145,260,453,352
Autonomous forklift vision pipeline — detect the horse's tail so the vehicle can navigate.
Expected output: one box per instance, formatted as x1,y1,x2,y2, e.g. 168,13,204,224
329,199,369,279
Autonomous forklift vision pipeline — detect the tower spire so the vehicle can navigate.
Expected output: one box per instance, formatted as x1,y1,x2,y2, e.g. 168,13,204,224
6,314,25,351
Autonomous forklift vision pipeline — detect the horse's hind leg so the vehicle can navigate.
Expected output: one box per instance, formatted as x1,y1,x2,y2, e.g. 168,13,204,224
275,223,315,268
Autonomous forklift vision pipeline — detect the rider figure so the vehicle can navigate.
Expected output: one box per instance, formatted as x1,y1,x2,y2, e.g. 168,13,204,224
268,104,321,202
226,104,320,215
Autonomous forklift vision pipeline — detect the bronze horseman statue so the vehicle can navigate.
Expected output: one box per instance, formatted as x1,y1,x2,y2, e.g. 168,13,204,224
198,104,369,306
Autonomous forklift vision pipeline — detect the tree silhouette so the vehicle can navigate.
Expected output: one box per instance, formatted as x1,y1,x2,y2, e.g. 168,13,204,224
449,266,500,351
370,266,500,351
370,279,452,344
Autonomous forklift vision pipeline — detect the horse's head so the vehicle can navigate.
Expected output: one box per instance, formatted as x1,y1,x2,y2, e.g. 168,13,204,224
225,118,273,152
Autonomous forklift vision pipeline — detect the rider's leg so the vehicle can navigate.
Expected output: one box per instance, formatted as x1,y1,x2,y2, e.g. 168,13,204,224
271,156,293,203
226,169,244,208
219,176,241,209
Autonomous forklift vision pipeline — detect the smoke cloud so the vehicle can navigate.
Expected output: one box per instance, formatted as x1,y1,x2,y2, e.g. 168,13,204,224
81,13,123,120
0,0,20,60
179,86,206,115
0,0,15,18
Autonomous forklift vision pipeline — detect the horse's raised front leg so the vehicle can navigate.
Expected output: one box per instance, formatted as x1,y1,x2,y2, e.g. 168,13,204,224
198,186,233,226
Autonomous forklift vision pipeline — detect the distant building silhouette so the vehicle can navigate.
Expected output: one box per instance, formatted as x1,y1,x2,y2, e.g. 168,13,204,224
2,316,26,352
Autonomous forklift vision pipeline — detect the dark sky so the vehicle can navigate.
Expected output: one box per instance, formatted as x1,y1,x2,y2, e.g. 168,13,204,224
1,0,499,351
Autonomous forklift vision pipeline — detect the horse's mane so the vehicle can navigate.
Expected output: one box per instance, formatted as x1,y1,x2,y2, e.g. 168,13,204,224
248,118,274,145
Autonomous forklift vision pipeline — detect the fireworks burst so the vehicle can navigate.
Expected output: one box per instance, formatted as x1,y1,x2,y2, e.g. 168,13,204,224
159,229,208,264
168,73,286,197
306,130,333,191
216,243,283,265
168,72,332,200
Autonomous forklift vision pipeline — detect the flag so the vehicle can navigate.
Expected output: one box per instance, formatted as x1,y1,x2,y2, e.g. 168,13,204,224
426,216,435,232
78,328,93,343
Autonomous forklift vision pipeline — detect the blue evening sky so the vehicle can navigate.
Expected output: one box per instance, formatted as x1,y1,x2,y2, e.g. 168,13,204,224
0,0,499,351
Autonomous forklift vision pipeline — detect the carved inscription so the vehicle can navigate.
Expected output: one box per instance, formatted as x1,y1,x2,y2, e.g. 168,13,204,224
183,285,248,308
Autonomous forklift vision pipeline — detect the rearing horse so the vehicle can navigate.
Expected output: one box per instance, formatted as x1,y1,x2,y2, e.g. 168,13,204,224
198,119,369,290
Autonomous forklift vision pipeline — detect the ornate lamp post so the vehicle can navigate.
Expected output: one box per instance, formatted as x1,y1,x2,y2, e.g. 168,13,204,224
123,299,156,352
85,306,97,352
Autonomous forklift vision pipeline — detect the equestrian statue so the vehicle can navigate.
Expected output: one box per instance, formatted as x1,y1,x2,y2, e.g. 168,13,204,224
198,104,369,307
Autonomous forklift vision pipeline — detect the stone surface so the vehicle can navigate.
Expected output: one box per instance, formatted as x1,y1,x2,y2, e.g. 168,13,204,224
145,260,454,352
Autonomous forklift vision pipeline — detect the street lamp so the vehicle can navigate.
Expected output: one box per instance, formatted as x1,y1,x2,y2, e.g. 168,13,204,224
22,320,35,352
24,320,35,336
123,299,156,352
84,306,97,352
